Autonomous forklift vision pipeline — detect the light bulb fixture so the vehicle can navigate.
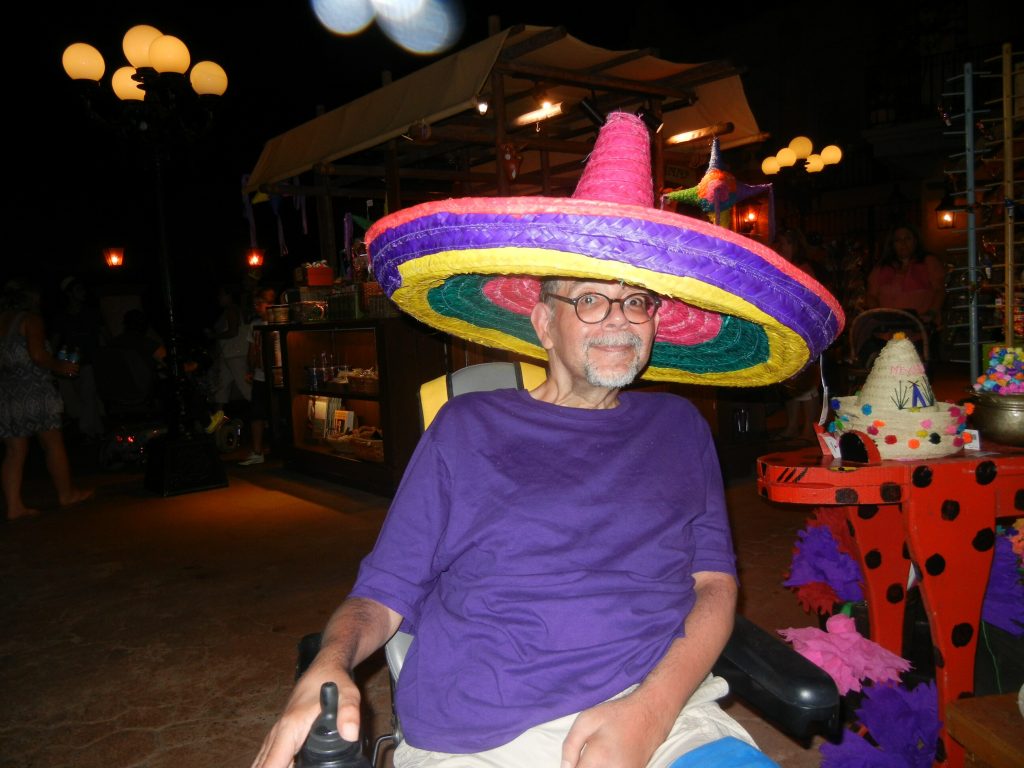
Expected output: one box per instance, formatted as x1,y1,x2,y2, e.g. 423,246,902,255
513,101,563,127
804,154,825,173
473,95,489,115
935,191,959,229
775,147,797,167
246,248,265,267
103,247,125,267
788,135,813,159
820,144,842,165
761,157,780,175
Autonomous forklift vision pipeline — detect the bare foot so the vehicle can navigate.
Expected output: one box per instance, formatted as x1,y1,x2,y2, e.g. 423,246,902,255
7,506,41,521
59,488,95,508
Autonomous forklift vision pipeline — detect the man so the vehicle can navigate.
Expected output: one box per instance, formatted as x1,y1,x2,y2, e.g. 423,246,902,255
238,287,276,466
251,113,842,768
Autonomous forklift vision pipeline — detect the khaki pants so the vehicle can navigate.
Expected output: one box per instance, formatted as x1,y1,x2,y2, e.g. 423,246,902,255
394,674,756,768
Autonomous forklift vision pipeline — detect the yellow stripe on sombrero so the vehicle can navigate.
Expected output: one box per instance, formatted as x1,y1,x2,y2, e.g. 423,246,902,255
392,247,811,385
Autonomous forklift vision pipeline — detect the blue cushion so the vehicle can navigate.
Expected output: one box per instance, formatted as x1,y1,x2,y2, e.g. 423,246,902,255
667,736,779,767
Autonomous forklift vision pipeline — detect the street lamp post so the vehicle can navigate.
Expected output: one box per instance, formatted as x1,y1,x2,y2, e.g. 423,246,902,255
62,24,230,496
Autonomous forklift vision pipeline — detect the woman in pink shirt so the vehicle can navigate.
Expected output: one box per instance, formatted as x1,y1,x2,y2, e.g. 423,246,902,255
865,223,947,327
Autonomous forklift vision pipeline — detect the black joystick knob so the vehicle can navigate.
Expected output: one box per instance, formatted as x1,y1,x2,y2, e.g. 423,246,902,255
295,682,371,768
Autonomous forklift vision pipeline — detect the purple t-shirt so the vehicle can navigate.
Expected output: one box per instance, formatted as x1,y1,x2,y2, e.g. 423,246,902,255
350,388,736,753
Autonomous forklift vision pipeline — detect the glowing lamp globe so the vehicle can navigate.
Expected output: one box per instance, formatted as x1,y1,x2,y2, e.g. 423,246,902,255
821,145,843,165
112,66,145,100
761,157,780,175
62,43,105,81
122,25,162,68
246,248,265,268
788,136,813,159
190,61,228,96
149,35,190,74
805,154,825,173
776,147,797,167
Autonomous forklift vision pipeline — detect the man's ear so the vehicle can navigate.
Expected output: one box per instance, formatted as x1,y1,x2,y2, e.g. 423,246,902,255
530,302,555,351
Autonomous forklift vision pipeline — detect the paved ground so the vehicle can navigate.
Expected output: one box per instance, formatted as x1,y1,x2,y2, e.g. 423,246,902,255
1,434,828,768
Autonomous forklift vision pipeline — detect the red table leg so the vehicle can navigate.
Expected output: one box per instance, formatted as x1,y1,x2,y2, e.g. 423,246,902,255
843,503,908,655
904,461,999,768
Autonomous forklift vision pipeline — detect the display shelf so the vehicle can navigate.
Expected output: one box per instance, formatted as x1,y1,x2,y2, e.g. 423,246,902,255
274,317,448,495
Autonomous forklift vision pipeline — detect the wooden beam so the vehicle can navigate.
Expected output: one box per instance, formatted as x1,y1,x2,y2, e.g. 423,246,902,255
493,60,696,102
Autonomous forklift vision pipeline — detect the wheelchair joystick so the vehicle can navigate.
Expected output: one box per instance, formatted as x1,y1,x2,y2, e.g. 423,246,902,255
296,682,371,768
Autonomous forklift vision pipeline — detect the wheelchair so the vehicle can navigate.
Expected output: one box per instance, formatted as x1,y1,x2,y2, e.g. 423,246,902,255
294,362,841,767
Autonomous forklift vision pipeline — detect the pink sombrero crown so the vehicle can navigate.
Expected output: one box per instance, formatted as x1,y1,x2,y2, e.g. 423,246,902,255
366,112,843,386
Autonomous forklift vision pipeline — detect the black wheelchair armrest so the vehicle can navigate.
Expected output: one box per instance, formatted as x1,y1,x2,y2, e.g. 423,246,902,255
711,615,841,742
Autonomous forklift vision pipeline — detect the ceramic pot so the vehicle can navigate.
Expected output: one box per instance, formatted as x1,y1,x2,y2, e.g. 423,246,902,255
971,392,1024,446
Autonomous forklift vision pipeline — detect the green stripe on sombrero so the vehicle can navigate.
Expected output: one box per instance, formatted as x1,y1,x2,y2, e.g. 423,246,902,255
390,246,810,385
426,275,769,375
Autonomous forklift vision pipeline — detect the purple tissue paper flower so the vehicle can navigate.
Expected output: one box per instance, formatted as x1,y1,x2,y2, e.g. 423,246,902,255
784,526,864,602
982,532,1024,636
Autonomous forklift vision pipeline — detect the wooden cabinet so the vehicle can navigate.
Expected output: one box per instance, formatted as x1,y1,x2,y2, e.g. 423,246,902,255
270,317,448,495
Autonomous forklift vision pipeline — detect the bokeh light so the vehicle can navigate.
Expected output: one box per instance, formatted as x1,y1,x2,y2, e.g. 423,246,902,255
311,0,462,54
312,0,375,36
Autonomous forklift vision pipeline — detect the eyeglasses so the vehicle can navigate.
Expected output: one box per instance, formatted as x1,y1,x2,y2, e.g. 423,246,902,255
544,291,661,324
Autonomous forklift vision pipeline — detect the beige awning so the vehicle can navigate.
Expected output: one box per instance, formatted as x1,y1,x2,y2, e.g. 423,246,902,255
245,25,765,196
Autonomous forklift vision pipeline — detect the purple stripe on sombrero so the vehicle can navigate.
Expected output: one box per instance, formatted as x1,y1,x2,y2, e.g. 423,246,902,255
369,210,838,357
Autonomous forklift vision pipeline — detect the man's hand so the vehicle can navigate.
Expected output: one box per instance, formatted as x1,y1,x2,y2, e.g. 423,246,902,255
560,690,671,768
250,667,362,768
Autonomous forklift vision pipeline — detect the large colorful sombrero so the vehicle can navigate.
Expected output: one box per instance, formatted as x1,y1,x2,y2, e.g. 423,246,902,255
366,112,844,386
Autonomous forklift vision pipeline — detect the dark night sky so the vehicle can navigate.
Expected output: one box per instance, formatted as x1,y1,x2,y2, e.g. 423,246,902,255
10,1,1015,329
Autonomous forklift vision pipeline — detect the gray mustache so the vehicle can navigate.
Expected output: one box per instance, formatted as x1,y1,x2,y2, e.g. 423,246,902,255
585,333,643,352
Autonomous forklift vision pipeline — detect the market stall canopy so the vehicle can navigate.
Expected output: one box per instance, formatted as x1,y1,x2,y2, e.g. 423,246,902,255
245,24,767,200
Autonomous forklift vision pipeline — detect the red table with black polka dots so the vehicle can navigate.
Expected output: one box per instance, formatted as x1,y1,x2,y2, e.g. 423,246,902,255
756,445,1024,768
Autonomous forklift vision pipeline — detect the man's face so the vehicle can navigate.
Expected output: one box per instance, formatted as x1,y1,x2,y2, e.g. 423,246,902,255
531,279,659,389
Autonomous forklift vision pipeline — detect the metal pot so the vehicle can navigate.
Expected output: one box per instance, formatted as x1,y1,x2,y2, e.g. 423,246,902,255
971,392,1024,446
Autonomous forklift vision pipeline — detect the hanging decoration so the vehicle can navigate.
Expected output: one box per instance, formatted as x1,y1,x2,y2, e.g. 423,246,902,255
501,143,524,182
660,138,775,240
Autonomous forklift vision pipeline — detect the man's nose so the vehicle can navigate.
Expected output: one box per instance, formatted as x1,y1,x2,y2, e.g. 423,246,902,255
603,298,631,326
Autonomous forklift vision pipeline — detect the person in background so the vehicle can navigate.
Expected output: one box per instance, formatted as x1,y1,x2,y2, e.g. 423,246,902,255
207,285,252,431
110,308,167,370
774,229,823,441
865,223,947,327
238,287,275,466
1,279,93,520
51,276,108,441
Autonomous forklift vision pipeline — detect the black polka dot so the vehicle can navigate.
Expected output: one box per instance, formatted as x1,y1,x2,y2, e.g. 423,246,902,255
886,583,905,603
933,645,945,668
836,488,858,504
976,461,997,485
941,500,960,521
972,528,996,552
1015,489,1024,510
951,623,974,647
925,554,946,576
935,736,947,763
880,483,902,502
929,433,941,444
902,542,910,560
912,466,933,487
857,505,878,520
864,550,882,569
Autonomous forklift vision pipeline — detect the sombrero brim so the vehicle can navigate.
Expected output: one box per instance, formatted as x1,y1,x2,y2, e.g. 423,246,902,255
366,197,844,386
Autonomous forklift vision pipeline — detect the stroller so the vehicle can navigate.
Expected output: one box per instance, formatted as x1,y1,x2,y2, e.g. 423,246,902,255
840,308,930,395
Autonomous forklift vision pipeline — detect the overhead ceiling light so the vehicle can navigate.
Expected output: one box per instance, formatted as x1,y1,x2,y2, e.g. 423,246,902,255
664,122,733,145
513,101,562,127
473,95,488,115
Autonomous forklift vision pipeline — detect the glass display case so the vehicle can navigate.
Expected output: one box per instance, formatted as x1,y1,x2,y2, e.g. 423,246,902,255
269,317,448,495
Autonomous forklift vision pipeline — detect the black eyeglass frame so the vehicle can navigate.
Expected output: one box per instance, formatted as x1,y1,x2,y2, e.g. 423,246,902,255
543,291,662,324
